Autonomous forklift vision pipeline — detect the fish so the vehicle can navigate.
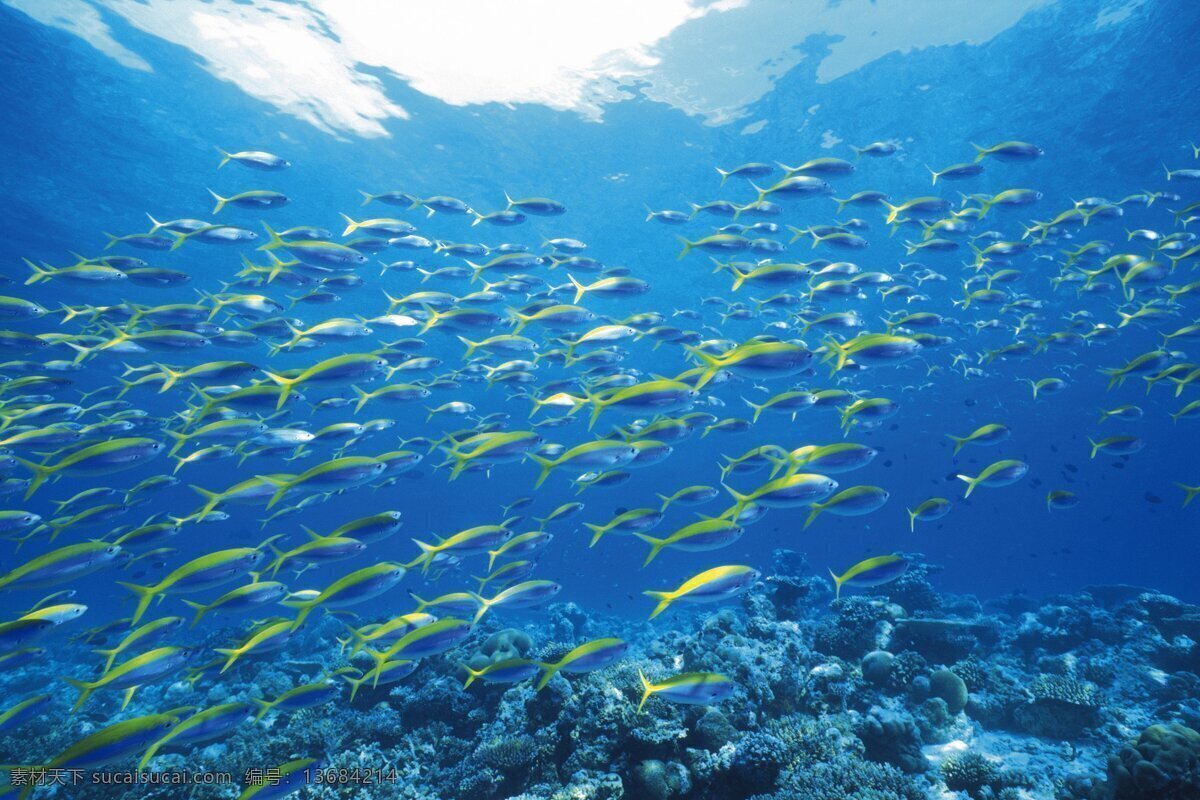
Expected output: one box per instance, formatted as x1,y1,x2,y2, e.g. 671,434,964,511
215,148,291,170
827,554,910,599
634,518,743,566
644,565,760,619
804,485,890,528
282,562,407,629
956,459,1030,497
535,638,630,691
636,670,736,712
907,497,952,531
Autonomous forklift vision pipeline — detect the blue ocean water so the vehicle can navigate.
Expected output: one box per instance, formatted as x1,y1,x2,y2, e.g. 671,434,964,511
2,1,1200,798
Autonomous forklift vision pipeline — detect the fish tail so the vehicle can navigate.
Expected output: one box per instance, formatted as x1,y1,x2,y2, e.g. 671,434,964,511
822,336,850,374
456,336,480,358
1175,482,1200,507
92,647,118,672
167,229,192,252
251,697,274,721
485,548,504,572
675,236,694,260
1088,437,1101,459
14,457,54,500
803,504,824,530
527,453,555,489
155,364,186,394
339,213,359,237
164,430,189,458
258,222,284,251
644,590,674,620
568,274,587,305
407,591,429,613
351,385,375,415
214,146,233,168
267,547,290,580
1098,367,1123,391
534,660,562,692
116,580,158,627
721,481,751,520
827,567,844,600
955,473,978,498
343,672,368,701
262,371,298,410
586,392,606,431
508,309,531,334
289,603,313,632
926,164,939,186
188,484,223,522
215,647,239,674
633,533,666,567
971,142,987,163
410,540,437,574
62,677,96,714
682,344,721,389
583,522,607,548
637,669,655,712
907,508,917,533
256,476,292,510
461,665,485,689
207,188,227,215
22,258,52,285
881,201,900,224
728,263,748,292
181,599,208,628
471,595,491,625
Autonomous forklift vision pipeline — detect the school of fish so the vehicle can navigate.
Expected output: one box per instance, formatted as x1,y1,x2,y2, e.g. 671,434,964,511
1,138,1200,796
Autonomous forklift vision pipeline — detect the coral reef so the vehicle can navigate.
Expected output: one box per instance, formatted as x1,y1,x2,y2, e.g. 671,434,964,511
5,551,1199,800
1095,723,1200,799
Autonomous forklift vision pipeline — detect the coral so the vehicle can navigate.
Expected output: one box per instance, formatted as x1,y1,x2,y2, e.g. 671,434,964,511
915,697,956,745
693,708,737,751
776,757,928,800
19,545,1200,800
765,714,844,764
861,650,894,686
1099,723,1200,799
888,650,929,693
941,751,1001,798
683,743,735,787
868,558,943,613
549,770,625,800
628,759,690,800
856,706,926,774
950,657,988,693
728,732,788,794
800,659,865,715
544,602,591,643
890,618,984,662
1015,674,1101,739
929,668,969,714
766,549,828,618
1013,602,1126,654
479,733,536,773
813,597,894,660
